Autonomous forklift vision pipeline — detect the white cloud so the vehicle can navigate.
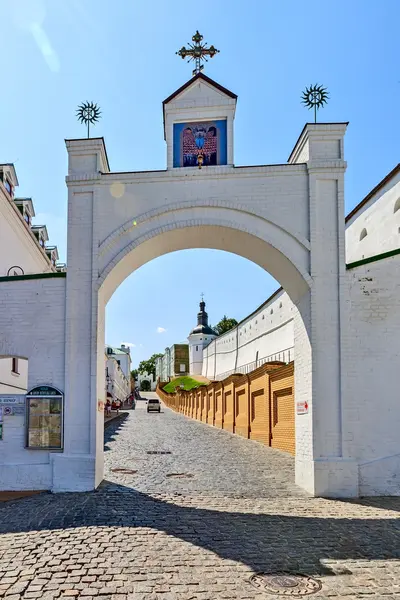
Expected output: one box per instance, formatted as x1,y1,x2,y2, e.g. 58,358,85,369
157,327,167,334
30,22,60,73
121,342,135,348
10,1,60,73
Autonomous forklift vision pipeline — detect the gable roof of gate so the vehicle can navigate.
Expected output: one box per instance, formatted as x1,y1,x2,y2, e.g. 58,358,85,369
163,72,237,106
162,72,237,140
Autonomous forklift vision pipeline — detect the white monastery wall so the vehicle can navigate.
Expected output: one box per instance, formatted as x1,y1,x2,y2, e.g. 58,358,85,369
346,254,400,495
345,167,400,263
0,275,66,490
202,289,294,380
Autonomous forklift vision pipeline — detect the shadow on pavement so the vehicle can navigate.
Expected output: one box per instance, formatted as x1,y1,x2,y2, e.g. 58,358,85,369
104,412,130,451
0,482,399,577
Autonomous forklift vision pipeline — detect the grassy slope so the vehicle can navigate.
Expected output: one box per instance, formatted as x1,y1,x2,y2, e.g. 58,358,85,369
163,376,207,393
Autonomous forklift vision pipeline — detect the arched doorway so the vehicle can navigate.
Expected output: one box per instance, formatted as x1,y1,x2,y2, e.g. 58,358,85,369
54,120,354,498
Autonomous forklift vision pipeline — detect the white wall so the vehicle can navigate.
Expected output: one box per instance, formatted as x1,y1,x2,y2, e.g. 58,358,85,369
346,254,400,495
116,347,131,380
106,357,130,401
0,188,53,276
0,275,66,491
189,337,204,375
0,357,28,393
345,168,400,263
202,290,294,380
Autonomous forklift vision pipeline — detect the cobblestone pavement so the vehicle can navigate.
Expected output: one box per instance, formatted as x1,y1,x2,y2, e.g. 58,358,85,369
0,396,399,600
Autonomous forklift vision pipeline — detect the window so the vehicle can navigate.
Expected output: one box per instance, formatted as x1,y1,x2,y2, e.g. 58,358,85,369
12,357,19,374
359,228,368,241
4,179,12,195
24,213,31,225
394,198,400,213
196,345,198,351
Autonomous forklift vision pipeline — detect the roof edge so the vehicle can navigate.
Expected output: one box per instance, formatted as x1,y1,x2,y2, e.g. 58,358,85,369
345,163,400,224
163,72,237,107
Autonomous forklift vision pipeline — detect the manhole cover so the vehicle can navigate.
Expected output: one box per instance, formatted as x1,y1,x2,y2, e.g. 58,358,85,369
249,573,322,596
166,473,194,479
111,468,137,474
147,451,172,455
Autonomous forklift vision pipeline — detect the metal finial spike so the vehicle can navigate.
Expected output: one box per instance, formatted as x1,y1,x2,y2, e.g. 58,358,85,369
301,84,329,123
76,101,102,138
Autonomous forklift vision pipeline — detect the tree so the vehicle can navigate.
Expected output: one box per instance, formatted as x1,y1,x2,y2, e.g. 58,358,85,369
130,369,138,381
215,315,238,336
140,380,151,392
138,353,163,378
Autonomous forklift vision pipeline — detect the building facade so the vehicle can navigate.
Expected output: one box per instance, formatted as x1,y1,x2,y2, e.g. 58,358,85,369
0,357,28,394
0,163,62,276
105,345,131,402
155,344,189,382
0,163,64,395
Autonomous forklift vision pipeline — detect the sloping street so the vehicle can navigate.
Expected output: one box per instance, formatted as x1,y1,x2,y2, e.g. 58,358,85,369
0,397,399,599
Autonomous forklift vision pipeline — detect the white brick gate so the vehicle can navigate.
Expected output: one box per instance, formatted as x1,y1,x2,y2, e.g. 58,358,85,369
0,74,359,496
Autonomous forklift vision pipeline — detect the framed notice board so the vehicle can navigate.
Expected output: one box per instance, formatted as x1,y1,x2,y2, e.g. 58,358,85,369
26,386,64,450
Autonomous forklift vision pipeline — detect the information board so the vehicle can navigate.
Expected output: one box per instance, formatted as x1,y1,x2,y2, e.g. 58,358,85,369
296,400,309,415
26,386,64,450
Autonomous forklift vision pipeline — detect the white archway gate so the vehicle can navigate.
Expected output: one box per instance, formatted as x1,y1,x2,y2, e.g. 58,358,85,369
51,121,359,497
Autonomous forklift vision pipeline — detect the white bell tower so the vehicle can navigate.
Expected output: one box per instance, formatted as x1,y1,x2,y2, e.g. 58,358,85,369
188,297,218,375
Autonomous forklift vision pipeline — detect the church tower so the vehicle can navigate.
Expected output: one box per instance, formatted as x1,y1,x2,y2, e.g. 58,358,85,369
188,297,218,375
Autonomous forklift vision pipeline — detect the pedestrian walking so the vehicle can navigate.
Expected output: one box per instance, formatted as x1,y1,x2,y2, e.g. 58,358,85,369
105,399,111,417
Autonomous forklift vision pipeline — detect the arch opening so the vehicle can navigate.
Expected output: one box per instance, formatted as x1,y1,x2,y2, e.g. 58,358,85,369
94,223,312,485
99,224,311,306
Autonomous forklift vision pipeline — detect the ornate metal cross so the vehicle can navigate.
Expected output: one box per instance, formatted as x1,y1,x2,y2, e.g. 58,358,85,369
200,292,204,302
176,31,219,76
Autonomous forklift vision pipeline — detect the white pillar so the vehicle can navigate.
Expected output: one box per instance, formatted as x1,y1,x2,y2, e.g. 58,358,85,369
52,139,109,492
290,124,358,497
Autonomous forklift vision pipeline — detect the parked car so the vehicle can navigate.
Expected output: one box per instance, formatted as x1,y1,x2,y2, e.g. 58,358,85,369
147,398,161,413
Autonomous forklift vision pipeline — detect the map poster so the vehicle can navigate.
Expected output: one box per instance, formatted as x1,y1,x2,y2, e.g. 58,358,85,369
26,386,64,450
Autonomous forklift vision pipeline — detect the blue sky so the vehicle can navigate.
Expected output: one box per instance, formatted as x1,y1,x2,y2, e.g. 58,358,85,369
1,0,399,367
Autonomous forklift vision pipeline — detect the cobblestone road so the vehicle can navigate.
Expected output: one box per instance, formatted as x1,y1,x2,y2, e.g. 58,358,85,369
0,396,399,600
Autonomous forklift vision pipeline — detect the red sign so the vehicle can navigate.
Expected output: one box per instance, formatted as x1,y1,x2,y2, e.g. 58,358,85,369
296,401,309,415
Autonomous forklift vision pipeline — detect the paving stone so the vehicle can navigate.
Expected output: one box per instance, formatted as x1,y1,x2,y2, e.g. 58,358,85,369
0,401,399,599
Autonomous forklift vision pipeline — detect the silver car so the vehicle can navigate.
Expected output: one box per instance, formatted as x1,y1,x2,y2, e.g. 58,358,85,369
147,398,161,413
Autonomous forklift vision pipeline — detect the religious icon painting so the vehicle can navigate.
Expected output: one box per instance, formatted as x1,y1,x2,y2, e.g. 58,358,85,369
173,120,227,168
